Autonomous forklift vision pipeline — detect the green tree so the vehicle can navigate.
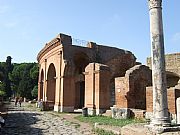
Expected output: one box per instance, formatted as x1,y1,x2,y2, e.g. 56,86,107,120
4,56,13,97
9,63,39,99
0,82,5,96
31,85,38,98
0,62,5,82
0,57,13,98
0,62,6,97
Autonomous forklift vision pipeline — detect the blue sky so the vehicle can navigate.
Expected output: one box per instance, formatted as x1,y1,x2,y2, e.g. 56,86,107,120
0,0,179,64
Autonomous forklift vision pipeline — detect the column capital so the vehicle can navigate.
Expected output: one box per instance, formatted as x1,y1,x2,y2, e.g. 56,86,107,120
148,0,162,9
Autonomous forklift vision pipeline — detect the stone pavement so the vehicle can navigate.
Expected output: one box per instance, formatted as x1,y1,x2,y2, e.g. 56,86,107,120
0,102,94,135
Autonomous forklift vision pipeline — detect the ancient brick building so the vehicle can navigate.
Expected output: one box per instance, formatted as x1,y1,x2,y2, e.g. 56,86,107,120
37,33,137,114
37,33,180,117
146,53,180,116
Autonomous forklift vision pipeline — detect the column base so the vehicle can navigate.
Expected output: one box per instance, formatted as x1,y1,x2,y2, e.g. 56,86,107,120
150,117,171,127
54,105,61,112
145,124,180,134
87,108,96,116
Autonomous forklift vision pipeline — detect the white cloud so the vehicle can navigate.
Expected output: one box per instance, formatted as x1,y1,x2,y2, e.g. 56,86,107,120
172,32,180,42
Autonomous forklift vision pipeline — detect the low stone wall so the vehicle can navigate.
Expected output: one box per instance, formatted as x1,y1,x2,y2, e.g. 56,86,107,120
111,107,145,119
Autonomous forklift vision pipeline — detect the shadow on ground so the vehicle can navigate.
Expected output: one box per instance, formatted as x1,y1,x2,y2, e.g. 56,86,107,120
0,112,43,135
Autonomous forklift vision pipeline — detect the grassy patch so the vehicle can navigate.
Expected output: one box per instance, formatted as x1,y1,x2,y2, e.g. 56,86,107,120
75,115,145,127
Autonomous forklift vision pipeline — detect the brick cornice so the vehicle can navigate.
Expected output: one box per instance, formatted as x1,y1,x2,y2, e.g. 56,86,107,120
37,37,61,62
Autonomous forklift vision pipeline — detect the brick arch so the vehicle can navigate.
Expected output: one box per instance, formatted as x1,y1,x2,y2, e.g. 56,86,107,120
126,65,152,109
63,52,90,77
47,63,56,104
73,52,89,108
73,52,90,75
39,69,44,100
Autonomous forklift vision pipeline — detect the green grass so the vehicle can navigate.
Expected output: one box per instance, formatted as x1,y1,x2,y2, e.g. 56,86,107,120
75,115,145,127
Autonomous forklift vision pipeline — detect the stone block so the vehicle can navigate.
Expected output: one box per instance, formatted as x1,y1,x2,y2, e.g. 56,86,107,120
87,108,96,116
111,107,131,119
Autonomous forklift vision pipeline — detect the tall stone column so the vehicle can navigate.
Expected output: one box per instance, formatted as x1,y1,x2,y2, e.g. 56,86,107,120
148,0,170,126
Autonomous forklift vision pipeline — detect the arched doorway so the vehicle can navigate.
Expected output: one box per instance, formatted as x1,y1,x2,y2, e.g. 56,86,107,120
47,63,56,107
74,52,89,109
39,69,44,100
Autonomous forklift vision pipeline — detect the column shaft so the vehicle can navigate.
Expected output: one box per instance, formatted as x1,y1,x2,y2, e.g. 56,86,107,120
148,0,170,126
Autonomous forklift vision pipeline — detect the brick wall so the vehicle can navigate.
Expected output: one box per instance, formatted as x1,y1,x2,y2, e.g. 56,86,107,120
146,87,180,114
147,53,180,76
115,65,152,110
85,63,111,111
115,77,128,108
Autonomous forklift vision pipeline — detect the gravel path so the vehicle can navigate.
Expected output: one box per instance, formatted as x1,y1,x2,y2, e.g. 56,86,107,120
0,102,93,135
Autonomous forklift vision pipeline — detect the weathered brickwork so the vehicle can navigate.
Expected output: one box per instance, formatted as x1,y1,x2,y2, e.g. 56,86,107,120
146,86,180,114
38,33,180,117
115,65,152,110
37,33,136,113
146,53,180,115
84,63,111,115
147,53,180,76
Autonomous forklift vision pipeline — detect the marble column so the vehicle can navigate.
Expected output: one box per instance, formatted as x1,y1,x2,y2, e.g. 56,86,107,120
148,0,170,126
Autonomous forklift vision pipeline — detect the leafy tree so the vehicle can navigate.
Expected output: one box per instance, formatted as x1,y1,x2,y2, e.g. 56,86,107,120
0,56,13,97
31,85,38,98
0,62,5,82
30,64,39,80
1,56,39,99
0,82,5,96
9,63,39,99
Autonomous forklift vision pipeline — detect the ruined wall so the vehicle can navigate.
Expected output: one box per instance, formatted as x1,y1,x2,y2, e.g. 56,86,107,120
147,53,180,76
146,53,180,115
37,33,137,112
85,63,111,114
115,65,152,109
146,87,180,114
62,42,136,107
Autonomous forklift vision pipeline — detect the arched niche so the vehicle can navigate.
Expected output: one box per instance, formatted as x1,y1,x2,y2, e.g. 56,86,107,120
47,63,56,104
39,69,44,100
73,52,89,109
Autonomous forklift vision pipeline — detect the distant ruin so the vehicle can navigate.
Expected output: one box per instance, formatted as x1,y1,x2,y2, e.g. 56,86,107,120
37,33,180,118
